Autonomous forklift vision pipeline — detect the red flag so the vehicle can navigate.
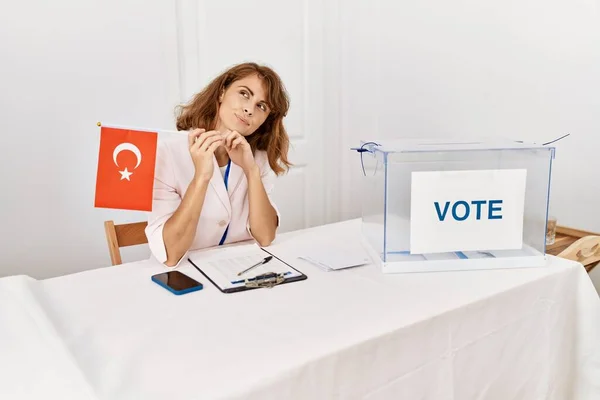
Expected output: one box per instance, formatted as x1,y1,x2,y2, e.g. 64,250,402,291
94,126,158,211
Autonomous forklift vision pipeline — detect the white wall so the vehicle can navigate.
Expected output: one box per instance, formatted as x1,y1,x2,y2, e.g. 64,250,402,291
1,0,599,279
332,0,600,234
0,1,180,278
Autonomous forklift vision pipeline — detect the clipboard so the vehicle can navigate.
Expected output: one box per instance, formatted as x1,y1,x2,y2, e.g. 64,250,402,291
187,246,307,294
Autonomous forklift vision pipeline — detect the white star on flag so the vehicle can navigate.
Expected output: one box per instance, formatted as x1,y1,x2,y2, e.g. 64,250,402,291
119,167,133,181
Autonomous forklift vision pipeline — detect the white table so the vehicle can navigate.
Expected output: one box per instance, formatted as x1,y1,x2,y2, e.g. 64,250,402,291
1,219,600,400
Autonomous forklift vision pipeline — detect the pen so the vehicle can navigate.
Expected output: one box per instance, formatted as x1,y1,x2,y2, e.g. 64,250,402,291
237,256,273,276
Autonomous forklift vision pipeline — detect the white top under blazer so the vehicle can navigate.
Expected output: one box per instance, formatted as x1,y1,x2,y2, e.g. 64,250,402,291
145,135,281,266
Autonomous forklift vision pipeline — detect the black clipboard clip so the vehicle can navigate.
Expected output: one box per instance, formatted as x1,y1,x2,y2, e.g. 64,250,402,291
244,272,286,289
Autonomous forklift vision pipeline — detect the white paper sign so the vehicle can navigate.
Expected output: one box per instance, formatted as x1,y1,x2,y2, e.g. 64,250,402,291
410,169,527,254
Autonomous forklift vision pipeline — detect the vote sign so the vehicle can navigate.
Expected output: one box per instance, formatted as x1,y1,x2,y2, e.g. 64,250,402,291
410,169,527,254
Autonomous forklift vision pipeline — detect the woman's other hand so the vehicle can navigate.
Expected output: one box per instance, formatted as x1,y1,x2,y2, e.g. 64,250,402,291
223,130,256,174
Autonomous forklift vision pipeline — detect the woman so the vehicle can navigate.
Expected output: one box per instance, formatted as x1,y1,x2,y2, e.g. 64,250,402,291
145,62,291,267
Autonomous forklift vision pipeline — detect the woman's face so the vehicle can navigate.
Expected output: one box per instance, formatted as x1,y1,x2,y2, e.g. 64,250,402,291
217,74,271,136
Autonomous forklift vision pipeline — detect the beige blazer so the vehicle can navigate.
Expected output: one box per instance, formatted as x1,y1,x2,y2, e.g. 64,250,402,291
145,135,280,266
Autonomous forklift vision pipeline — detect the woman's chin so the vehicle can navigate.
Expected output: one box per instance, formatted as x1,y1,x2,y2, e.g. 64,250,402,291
233,125,253,136
234,121,251,133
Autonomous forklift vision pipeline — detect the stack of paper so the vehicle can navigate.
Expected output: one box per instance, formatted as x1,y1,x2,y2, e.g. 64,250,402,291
298,242,372,272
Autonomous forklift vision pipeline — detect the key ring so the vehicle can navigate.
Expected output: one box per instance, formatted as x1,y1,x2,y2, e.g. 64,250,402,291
244,272,286,289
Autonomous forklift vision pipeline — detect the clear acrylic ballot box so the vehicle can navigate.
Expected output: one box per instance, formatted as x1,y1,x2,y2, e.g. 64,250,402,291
356,139,555,273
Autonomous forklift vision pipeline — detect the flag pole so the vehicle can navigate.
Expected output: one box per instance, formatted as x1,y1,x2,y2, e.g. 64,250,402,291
96,121,188,136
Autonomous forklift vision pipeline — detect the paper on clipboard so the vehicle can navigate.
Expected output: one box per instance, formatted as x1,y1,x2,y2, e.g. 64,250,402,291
187,244,302,291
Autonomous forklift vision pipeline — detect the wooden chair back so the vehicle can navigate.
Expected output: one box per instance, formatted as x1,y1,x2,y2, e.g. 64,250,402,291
547,225,600,273
557,235,600,272
104,220,148,265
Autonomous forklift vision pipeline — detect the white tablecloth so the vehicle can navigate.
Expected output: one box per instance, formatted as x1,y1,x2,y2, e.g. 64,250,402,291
1,219,599,399
0,276,96,399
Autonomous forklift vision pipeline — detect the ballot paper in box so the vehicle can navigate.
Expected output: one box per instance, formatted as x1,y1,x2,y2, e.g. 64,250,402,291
354,139,555,273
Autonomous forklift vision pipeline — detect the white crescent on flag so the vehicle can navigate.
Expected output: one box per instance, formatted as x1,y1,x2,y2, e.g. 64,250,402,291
113,143,142,169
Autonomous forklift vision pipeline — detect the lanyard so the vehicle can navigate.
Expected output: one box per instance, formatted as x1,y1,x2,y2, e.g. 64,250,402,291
222,159,231,190
218,160,232,246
